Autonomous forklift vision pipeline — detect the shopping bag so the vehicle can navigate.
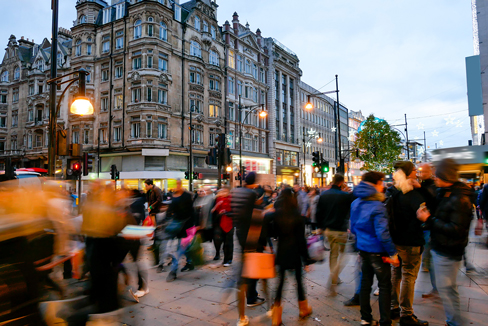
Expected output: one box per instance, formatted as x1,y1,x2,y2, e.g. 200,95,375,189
185,234,205,267
307,235,326,263
241,252,276,279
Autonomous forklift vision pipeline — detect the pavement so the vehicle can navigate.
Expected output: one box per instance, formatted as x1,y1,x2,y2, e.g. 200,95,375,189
56,227,488,326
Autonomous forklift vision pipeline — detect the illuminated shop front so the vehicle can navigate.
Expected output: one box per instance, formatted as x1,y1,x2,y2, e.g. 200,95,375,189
231,155,274,186
276,149,299,186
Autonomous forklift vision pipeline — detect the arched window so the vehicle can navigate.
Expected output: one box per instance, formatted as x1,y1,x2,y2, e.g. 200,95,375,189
147,19,154,36
134,20,142,39
159,22,167,41
190,41,201,58
245,59,251,74
79,15,87,24
0,70,8,82
209,50,219,66
75,39,82,56
14,67,20,80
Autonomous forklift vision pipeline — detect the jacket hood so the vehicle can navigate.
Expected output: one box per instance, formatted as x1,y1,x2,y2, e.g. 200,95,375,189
353,181,378,199
451,181,473,199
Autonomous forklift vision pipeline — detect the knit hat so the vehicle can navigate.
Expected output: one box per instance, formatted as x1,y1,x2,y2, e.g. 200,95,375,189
435,158,458,183
245,171,256,185
393,161,415,176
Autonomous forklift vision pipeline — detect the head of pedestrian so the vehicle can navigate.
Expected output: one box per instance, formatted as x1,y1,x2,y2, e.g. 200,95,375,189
434,158,458,188
362,171,386,194
332,174,345,188
292,183,301,193
418,163,433,181
245,171,256,186
175,178,183,192
144,179,154,191
393,161,416,193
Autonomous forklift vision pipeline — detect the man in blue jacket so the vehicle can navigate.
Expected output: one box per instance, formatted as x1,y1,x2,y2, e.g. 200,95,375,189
351,171,400,326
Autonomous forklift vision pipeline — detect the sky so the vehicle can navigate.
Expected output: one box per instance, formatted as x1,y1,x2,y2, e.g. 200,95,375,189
0,0,475,152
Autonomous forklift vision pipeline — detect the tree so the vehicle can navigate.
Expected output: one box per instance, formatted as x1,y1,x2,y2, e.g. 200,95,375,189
352,114,402,174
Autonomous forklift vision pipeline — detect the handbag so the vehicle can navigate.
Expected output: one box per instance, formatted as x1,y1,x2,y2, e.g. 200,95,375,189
241,208,276,279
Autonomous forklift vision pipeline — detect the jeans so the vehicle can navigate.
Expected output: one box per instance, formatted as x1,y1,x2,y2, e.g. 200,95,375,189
275,265,306,303
422,231,437,291
214,226,234,262
431,250,463,326
359,251,392,326
391,245,422,316
170,239,186,274
324,229,348,285
117,238,147,291
354,254,362,296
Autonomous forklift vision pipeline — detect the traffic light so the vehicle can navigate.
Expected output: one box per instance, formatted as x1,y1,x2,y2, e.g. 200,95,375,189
222,173,230,180
312,151,320,167
222,147,232,166
184,171,189,180
72,161,82,176
321,160,330,173
110,164,117,180
205,148,217,165
83,152,94,176
193,172,199,180
235,172,241,180
115,171,120,180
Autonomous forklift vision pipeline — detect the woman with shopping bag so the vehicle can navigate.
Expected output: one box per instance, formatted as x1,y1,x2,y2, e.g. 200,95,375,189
263,188,315,326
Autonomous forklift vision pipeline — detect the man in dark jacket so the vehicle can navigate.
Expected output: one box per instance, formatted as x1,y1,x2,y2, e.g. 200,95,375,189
387,162,428,326
316,174,353,294
417,158,472,326
144,179,163,226
231,172,265,326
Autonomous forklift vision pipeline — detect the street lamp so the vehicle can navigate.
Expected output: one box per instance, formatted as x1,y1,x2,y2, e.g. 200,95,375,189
304,75,342,173
47,68,93,177
238,95,267,186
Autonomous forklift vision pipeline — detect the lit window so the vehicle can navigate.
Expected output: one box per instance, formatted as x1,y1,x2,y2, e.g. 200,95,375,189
228,50,235,69
209,104,219,117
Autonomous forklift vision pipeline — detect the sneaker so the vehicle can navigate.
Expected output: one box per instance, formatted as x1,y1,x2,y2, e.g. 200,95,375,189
213,255,221,261
360,320,378,325
373,288,379,296
344,294,360,306
236,316,249,326
247,297,266,307
421,290,438,299
156,265,165,273
166,271,177,282
391,308,401,320
181,263,194,272
134,289,149,298
223,261,232,267
399,315,429,326
129,288,139,303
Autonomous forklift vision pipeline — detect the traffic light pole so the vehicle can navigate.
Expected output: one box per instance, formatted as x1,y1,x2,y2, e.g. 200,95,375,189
78,172,82,214
189,108,193,192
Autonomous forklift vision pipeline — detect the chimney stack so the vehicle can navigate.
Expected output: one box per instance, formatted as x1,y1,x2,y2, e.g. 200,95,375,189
232,12,239,36
256,28,262,47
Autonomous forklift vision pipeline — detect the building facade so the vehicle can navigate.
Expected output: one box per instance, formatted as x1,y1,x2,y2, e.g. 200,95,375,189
298,81,337,186
348,109,365,184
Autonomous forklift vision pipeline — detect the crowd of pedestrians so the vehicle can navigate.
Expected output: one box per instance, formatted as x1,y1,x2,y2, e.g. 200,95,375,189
36,157,481,326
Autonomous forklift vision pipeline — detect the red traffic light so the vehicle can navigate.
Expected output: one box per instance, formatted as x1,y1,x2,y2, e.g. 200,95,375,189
73,162,81,170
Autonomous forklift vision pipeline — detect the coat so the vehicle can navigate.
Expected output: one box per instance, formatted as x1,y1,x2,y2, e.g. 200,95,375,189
166,191,196,239
350,182,397,256
316,185,354,231
424,182,473,259
146,186,163,215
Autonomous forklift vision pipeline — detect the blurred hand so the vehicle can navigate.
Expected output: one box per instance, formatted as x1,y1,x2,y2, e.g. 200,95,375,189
391,257,400,267
416,207,430,222
409,179,421,188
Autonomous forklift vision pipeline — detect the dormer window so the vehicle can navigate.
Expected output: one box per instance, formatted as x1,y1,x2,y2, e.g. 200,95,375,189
79,15,87,24
36,59,44,72
194,16,200,31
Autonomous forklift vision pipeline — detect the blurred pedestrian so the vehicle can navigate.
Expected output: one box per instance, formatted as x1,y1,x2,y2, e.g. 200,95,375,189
130,189,146,225
144,179,163,229
165,179,196,282
351,172,400,326
231,172,266,326
316,174,353,295
417,158,473,326
264,188,314,326
212,187,233,266
386,162,428,326
293,183,309,221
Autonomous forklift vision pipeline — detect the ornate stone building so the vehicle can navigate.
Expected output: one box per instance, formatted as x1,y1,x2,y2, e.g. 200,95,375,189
0,31,73,173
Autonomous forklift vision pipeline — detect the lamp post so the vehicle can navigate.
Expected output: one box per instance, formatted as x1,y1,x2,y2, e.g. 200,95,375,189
305,75,342,173
301,128,322,186
47,69,93,177
238,95,267,187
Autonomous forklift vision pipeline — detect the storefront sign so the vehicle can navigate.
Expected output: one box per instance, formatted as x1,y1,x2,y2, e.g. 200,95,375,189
277,166,300,175
431,146,487,165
